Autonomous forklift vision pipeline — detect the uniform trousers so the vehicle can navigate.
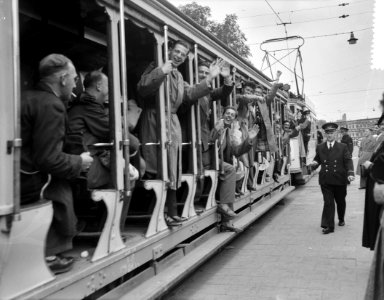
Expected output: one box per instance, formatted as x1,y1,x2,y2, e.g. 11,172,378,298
320,184,347,229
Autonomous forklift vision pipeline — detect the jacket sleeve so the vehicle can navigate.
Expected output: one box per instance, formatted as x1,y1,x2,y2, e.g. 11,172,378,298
33,99,82,179
183,79,211,103
210,83,234,106
137,62,166,98
265,82,283,106
371,153,384,183
342,144,355,176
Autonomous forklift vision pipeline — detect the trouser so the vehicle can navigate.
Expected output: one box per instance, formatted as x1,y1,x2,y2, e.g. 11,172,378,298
44,178,77,256
320,184,347,229
217,160,236,204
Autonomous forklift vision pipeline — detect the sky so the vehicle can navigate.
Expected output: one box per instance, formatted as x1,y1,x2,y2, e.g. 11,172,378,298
168,0,384,122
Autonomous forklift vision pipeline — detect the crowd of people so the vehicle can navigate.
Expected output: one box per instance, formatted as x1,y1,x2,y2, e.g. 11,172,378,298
19,41,302,275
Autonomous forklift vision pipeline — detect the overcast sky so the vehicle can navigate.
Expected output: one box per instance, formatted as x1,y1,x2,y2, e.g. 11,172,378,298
169,0,384,122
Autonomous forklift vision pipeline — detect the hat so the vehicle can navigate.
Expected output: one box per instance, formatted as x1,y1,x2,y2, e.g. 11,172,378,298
340,126,349,131
322,122,338,132
302,108,311,115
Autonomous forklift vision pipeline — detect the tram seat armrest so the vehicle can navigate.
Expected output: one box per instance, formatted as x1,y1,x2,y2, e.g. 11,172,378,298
137,64,166,98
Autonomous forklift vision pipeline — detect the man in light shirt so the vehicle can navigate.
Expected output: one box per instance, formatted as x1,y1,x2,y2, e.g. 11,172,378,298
308,122,355,234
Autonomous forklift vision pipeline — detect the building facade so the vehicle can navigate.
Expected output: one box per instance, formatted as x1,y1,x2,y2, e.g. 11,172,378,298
336,117,379,141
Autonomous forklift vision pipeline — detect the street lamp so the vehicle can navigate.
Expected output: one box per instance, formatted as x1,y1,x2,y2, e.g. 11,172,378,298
348,32,358,45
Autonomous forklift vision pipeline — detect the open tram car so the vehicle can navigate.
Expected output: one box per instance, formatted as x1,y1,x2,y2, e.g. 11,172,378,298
0,0,296,299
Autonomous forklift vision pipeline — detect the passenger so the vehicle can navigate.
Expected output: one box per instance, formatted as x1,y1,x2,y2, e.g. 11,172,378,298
20,54,93,274
356,128,375,189
137,40,223,227
340,127,354,157
66,71,141,188
237,71,290,186
362,99,384,250
316,125,324,144
281,120,299,173
296,108,312,155
210,106,259,231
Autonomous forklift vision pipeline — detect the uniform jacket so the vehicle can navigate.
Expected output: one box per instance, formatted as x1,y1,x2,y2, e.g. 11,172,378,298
236,82,282,153
313,141,354,186
20,82,82,203
341,134,354,156
137,62,210,189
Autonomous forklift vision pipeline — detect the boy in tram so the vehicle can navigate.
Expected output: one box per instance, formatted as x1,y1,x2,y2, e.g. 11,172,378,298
20,54,93,274
210,106,259,231
137,40,224,227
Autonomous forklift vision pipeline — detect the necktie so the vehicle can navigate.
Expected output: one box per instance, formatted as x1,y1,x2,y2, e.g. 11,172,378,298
329,143,333,150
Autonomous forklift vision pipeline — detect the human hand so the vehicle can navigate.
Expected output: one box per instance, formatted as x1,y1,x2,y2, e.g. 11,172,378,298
161,60,173,75
373,183,384,205
348,176,355,182
206,58,224,83
362,161,373,169
215,119,225,133
276,70,282,81
220,60,231,78
282,84,291,91
308,161,318,168
80,152,94,172
248,124,260,140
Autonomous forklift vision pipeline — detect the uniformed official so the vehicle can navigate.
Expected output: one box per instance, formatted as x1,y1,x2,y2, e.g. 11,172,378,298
340,126,354,157
309,122,355,234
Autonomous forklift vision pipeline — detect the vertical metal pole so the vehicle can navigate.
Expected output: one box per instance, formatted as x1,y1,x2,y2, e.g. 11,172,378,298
163,25,173,186
216,76,224,175
232,67,237,107
12,0,21,219
194,45,203,177
119,0,131,196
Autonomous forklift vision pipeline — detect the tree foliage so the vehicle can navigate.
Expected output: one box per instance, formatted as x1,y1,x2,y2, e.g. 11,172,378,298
178,2,251,59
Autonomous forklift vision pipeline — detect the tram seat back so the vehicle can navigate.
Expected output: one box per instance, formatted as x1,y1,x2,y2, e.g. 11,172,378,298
0,200,55,299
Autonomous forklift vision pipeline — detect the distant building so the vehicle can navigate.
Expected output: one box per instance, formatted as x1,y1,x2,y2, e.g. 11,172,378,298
342,113,347,121
336,117,379,141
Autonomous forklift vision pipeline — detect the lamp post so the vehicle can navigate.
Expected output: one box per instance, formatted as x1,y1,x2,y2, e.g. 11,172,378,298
348,32,358,45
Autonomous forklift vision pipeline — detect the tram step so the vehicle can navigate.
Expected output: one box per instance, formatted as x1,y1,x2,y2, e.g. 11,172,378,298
107,185,295,300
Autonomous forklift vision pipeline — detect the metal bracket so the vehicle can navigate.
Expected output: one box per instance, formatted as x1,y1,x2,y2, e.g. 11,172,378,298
6,138,22,155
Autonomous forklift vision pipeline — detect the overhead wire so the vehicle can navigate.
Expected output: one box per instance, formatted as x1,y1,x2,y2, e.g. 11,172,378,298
237,0,370,19
243,11,372,30
308,87,384,97
248,27,373,45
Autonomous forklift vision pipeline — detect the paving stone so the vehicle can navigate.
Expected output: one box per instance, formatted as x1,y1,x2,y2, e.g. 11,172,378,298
166,173,373,300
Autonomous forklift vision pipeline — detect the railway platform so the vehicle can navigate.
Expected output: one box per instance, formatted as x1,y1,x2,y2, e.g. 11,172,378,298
166,173,373,300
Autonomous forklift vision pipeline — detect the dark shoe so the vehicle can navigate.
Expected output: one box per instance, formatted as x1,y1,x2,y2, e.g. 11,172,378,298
247,186,256,191
272,173,280,183
165,215,186,227
220,224,243,233
338,221,345,226
46,255,74,275
322,227,334,234
217,204,237,219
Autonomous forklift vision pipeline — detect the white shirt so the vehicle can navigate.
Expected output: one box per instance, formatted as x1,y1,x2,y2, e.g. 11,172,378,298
327,141,335,149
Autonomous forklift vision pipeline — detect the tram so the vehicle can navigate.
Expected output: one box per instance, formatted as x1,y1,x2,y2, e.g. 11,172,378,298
0,0,296,299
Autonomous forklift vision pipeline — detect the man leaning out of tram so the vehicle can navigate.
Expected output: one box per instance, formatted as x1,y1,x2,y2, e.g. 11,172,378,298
20,54,93,274
137,40,223,227
210,106,259,230
66,71,141,189
178,60,234,168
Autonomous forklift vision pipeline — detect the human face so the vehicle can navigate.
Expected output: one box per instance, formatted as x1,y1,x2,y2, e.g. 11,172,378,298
325,130,336,142
364,129,371,137
223,108,236,125
99,74,109,103
198,65,209,81
244,86,254,95
60,63,78,101
283,122,290,131
169,44,188,68
255,87,263,97
297,111,302,119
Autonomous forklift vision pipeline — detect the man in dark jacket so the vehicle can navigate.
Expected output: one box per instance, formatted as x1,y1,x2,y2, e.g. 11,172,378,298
21,54,93,274
309,122,355,234
66,71,140,188
210,106,259,227
340,126,354,157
